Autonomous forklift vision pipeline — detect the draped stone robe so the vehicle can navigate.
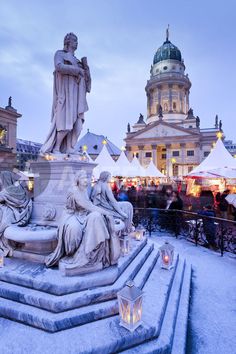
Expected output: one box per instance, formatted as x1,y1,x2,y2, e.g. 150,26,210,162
41,50,91,154
46,186,120,270
0,173,32,256
91,181,133,233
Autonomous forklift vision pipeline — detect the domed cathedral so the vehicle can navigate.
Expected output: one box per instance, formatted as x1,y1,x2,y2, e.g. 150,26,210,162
124,27,222,177
147,26,191,125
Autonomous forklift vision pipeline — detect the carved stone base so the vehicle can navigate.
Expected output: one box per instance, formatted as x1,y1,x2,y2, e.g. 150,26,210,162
59,260,103,276
30,159,96,227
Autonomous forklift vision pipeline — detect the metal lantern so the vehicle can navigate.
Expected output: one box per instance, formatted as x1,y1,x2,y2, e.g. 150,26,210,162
0,250,4,268
135,226,145,241
120,234,130,256
159,241,174,270
117,280,143,332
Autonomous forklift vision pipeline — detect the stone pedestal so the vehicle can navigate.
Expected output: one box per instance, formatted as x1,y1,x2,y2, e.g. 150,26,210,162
30,157,96,227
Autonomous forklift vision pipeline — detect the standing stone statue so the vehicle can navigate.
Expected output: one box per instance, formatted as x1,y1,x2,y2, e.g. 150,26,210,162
215,114,219,128
219,120,222,131
41,33,91,154
196,116,200,128
158,105,163,119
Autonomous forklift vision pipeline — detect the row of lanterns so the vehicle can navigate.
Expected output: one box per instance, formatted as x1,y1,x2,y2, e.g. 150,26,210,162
118,234,174,332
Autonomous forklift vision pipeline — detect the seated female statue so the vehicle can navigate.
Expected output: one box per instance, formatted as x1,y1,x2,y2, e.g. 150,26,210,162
91,171,133,233
46,170,120,271
0,171,32,256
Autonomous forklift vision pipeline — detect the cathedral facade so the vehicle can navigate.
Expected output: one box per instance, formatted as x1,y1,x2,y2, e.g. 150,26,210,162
124,30,221,177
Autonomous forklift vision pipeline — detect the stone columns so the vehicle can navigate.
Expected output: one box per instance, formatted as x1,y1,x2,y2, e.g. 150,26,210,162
125,146,133,162
186,91,189,113
138,145,145,166
168,84,173,112
180,143,186,176
166,144,172,177
151,144,157,166
158,85,162,112
179,91,183,113
195,142,201,163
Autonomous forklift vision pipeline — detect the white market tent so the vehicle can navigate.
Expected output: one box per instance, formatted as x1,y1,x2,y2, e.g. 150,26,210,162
128,156,146,177
113,150,133,177
145,159,166,178
93,144,116,179
187,138,236,178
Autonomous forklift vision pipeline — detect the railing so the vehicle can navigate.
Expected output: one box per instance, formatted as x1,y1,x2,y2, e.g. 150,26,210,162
133,208,236,256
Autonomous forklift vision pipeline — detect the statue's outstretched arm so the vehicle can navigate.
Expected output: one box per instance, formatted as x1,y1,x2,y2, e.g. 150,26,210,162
75,192,112,217
105,186,128,218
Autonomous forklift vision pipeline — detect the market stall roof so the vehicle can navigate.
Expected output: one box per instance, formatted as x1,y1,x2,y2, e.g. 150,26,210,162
113,150,133,177
145,160,166,178
93,144,116,179
187,138,236,177
128,156,146,177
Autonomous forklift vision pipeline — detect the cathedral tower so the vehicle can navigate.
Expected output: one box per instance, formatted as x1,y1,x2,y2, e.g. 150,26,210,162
146,27,191,124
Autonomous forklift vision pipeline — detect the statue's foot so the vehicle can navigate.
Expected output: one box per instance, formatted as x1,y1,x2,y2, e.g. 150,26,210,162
52,149,61,154
66,148,80,155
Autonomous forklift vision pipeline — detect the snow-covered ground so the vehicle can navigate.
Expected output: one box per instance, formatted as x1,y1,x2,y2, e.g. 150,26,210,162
151,233,236,354
0,234,235,354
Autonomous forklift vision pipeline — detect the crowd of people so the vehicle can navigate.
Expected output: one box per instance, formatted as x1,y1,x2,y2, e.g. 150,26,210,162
112,183,236,220
111,183,236,250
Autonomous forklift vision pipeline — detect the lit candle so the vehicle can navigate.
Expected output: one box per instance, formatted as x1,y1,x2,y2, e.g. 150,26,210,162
135,231,141,240
163,255,169,264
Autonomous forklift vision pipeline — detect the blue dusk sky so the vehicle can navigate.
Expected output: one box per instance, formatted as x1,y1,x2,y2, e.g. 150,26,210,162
0,0,235,148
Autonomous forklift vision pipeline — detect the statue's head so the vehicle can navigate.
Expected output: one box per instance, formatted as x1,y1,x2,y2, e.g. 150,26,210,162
63,32,78,51
75,170,88,188
99,171,111,183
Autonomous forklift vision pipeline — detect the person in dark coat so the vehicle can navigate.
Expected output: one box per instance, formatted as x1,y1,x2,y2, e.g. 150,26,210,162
169,191,183,210
219,190,229,219
198,205,217,248
168,191,183,235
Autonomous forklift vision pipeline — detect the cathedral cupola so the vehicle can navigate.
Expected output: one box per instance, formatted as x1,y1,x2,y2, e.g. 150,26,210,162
145,27,191,124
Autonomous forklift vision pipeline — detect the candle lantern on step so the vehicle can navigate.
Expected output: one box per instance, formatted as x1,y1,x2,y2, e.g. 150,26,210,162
159,241,174,270
117,280,143,332
120,234,130,256
135,225,145,241
0,250,4,268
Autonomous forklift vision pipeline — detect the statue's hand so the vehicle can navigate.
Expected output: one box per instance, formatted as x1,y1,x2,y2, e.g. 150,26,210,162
77,68,85,77
121,212,128,220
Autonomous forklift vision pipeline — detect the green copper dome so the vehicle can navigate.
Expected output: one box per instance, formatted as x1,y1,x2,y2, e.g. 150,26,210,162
153,40,182,64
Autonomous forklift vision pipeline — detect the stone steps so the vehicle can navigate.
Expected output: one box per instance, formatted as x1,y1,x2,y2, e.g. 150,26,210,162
0,243,156,314
0,242,192,353
0,238,147,295
0,244,159,332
